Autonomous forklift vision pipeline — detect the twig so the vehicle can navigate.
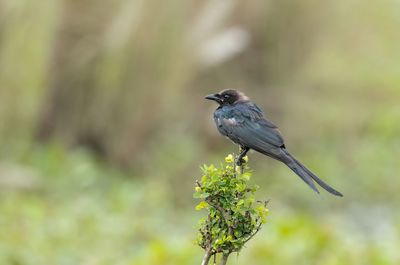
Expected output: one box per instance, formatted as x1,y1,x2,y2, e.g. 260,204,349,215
219,253,230,265
243,221,262,245
233,152,237,178
201,249,212,265
205,198,233,236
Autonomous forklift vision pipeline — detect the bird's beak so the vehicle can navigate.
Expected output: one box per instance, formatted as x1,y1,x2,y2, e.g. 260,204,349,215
205,93,220,102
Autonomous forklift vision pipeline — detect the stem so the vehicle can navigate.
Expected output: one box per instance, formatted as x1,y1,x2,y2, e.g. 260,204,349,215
233,152,238,178
201,249,212,265
243,222,262,244
205,199,233,236
219,253,230,265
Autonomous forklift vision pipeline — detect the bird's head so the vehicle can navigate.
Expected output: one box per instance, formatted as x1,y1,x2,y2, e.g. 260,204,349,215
205,89,249,106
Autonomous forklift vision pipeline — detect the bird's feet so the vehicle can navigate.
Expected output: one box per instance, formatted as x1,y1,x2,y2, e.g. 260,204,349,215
236,157,246,166
236,146,250,166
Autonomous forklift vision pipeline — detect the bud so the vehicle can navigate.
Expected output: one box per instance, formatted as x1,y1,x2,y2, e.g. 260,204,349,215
225,154,234,163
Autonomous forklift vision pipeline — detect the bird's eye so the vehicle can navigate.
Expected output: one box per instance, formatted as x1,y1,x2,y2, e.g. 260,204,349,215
224,95,230,99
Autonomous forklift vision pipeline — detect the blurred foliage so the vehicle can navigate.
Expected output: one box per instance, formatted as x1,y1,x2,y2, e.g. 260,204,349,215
1,0,400,264
0,146,399,264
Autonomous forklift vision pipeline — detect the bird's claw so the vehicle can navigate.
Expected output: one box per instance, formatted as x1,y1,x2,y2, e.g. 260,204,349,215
236,158,245,166
236,154,248,168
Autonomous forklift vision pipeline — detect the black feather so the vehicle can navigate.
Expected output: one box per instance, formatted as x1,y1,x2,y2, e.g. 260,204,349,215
282,150,343,196
210,92,343,197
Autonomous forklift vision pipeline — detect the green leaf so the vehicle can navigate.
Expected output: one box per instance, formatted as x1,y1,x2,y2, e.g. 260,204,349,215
242,173,251,181
195,201,209,210
194,155,270,254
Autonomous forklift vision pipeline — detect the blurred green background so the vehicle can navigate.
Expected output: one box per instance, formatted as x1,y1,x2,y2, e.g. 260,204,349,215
1,0,400,264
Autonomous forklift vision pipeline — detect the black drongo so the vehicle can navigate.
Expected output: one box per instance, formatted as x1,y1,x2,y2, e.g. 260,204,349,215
205,89,343,197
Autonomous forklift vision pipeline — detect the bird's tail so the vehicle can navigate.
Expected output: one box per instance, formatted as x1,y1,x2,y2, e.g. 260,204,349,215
281,149,343,197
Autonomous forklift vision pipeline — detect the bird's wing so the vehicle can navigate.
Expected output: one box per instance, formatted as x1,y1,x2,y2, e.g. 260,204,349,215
221,103,285,149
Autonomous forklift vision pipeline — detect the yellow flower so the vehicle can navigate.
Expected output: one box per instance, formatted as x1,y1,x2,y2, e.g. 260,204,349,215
225,154,234,163
195,186,201,192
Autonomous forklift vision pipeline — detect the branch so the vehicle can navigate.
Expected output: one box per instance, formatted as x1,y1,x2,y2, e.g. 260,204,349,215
201,249,212,265
219,253,230,265
205,198,233,235
243,221,262,245
242,199,268,244
196,155,268,265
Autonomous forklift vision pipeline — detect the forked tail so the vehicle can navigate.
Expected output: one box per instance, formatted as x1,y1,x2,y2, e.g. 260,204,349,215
281,149,343,197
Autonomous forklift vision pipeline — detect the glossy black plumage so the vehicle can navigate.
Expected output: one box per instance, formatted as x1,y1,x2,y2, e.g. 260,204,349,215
205,89,343,197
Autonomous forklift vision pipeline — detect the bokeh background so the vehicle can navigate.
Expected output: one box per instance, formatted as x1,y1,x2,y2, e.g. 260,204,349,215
1,0,400,264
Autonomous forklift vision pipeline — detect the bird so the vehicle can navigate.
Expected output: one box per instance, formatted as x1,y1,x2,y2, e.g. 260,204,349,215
205,89,343,197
